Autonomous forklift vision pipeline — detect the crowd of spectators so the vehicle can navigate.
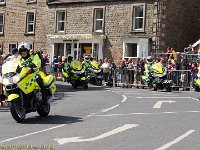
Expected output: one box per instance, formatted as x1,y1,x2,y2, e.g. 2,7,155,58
114,44,200,90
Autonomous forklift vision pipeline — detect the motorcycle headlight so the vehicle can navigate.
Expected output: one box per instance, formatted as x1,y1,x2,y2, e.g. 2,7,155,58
75,69,85,74
88,68,93,71
81,69,85,73
2,78,12,86
12,74,20,83
94,69,101,73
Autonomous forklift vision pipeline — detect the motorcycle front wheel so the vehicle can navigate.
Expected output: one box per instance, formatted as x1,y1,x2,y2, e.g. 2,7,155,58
9,98,26,123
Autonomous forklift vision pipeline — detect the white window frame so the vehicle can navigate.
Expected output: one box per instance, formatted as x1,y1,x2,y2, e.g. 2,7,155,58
56,10,66,33
25,11,36,34
0,0,5,5
132,3,145,32
0,12,4,35
93,8,104,33
123,38,149,59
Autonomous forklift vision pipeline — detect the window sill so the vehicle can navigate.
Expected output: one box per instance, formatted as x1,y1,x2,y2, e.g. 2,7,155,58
24,33,35,36
56,31,65,34
93,31,104,35
27,1,37,4
0,3,6,6
130,30,145,33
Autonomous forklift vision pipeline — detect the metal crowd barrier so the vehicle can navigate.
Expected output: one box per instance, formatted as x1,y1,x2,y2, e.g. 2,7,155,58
113,68,195,90
167,70,192,90
113,68,146,88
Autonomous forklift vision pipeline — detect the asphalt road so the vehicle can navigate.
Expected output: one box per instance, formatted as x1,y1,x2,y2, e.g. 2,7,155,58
0,82,200,150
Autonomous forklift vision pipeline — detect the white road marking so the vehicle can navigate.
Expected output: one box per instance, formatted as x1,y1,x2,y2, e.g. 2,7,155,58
137,97,190,99
190,97,199,101
87,113,96,117
93,111,200,117
101,104,120,112
0,124,66,144
153,101,176,109
54,124,139,145
121,95,127,103
155,130,195,150
124,93,144,95
136,96,199,102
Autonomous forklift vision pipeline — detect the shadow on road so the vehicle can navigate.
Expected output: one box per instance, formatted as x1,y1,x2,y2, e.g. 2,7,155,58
56,83,107,93
22,115,83,125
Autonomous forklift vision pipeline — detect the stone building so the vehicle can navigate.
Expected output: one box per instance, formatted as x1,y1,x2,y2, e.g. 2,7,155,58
0,0,49,54
0,0,200,64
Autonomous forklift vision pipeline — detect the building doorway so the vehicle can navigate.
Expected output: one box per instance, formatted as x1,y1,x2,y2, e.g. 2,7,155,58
80,43,92,60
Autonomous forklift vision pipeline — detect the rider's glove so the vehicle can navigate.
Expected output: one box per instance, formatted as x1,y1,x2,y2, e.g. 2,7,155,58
29,63,36,68
28,63,36,73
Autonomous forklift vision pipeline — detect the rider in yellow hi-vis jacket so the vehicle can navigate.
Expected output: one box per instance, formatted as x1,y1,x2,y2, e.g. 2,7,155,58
17,42,47,105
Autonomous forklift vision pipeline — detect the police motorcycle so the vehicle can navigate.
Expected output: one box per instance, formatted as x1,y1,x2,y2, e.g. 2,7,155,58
141,56,154,88
63,60,88,89
151,62,172,92
87,60,102,86
193,69,200,92
141,72,154,88
0,56,56,122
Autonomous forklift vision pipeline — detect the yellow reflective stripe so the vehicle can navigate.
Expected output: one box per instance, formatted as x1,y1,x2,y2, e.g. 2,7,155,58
7,94,19,102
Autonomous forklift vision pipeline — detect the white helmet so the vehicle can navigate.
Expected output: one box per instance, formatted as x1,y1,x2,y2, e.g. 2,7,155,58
18,42,31,51
84,55,91,62
146,56,153,63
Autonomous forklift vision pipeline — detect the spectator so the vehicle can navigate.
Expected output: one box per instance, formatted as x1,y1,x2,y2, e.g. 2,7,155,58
98,59,103,67
57,56,62,80
168,59,175,71
52,55,58,78
179,58,188,90
160,57,167,67
101,58,111,84
165,47,172,59
134,59,141,88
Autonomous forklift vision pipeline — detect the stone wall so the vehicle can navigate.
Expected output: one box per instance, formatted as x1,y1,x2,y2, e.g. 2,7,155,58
0,0,48,54
159,0,200,52
104,1,155,64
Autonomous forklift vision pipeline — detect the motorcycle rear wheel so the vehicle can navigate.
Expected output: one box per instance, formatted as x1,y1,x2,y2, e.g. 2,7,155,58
9,99,26,123
37,103,50,117
166,85,172,92
96,79,102,86
153,84,157,91
83,82,88,89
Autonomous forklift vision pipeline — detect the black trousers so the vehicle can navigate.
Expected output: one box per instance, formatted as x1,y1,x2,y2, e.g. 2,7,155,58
36,75,47,102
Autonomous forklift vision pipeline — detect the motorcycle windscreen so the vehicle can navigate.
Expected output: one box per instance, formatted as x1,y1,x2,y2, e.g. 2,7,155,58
91,61,100,70
2,56,19,75
70,60,82,70
152,63,167,77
